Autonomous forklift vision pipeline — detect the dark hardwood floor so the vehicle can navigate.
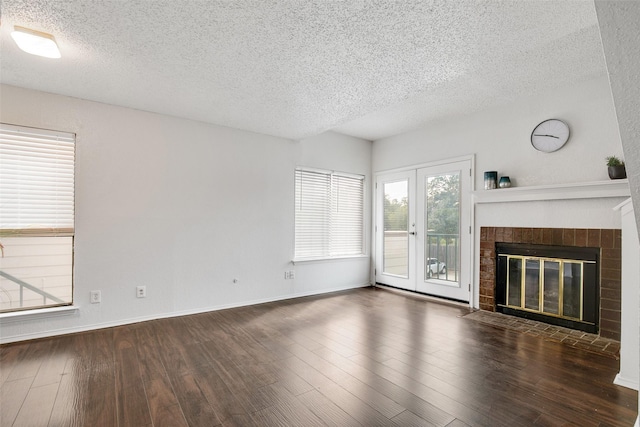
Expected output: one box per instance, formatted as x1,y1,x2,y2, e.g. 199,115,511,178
1,287,637,426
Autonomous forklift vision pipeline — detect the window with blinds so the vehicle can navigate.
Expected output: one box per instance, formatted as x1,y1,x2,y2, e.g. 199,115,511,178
294,168,364,259
0,123,75,312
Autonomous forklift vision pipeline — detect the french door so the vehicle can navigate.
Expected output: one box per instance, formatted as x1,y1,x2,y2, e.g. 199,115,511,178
375,159,472,302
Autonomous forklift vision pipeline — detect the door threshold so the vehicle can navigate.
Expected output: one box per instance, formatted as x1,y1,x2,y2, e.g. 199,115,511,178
374,283,469,307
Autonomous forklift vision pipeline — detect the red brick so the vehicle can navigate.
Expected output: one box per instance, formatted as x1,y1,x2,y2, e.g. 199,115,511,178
600,309,621,322
512,228,522,243
601,268,621,281
600,329,621,341
601,247,621,261
480,257,494,267
480,240,493,250
614,229,622,249
600,287,621,301
587,229,601,247
552,229,564,245
562,229,575,246
503,227,513,242
480,271,494,281
600,318,621,340
601,229,614,249
600,279,621,290
574,229,587,247
532,228,543,244
600,298,621,311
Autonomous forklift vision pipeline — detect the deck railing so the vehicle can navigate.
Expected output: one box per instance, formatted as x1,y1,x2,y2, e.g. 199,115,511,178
426,232,459,282
0,270,64,310
382,231,459,281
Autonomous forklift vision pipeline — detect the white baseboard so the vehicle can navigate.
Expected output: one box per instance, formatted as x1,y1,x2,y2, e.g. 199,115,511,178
0,283,370,344
614,372,640,391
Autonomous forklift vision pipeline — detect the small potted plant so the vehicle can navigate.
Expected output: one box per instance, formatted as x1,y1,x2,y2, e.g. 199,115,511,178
606,156,627,179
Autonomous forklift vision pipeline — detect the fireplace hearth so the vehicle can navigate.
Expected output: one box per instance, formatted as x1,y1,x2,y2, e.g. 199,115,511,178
495,243,599,333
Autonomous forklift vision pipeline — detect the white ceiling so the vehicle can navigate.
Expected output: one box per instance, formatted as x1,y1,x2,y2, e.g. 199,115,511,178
0,1,608,141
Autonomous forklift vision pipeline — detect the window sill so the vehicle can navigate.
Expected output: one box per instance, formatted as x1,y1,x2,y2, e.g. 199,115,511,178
292,254,369,264
0,305,79,323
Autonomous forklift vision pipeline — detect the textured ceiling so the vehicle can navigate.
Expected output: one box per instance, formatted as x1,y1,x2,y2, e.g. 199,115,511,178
0,1,607,141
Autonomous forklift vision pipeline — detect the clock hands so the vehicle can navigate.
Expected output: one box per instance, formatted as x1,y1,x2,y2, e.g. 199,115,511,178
533,134,559,139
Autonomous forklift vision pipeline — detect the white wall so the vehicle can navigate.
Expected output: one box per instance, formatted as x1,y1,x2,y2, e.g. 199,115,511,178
615,199,639,390
594,3,640,424
373,76,622,185
0,85,372,343
372,75,627,307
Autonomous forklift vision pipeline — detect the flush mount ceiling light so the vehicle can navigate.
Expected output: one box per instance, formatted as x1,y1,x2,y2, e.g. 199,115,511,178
11,26,61,58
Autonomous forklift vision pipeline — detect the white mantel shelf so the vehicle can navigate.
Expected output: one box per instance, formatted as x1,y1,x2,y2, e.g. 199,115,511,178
472,179,630,204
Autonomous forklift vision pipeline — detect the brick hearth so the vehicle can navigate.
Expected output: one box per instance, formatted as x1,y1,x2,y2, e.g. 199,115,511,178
479,227,621,340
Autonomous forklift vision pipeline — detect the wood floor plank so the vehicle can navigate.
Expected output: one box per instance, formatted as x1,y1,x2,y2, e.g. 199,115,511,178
297,388,362,427
191,363,251,422
12,382,58,427
318,347,457,426
145,375,188,427
0,377,32,426
0,341,31,385
0,287,636,427
392,409,439,427
5,339,52,383
31,335,74,389
289,342,406,419
170,372,222,427
114,327,152,427
134,322,168,383
48,369,87,427
284,353,402,426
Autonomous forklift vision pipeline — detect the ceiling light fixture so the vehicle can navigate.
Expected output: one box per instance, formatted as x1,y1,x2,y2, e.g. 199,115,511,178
11,26,61,58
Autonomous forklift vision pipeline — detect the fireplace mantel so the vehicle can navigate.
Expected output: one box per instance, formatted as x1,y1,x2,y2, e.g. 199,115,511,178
473,179,629,204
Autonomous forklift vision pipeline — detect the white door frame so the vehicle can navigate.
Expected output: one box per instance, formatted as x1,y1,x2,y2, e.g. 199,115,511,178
373,155,475,306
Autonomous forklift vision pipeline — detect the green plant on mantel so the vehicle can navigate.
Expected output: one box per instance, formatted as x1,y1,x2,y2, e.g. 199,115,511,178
606,156,625,167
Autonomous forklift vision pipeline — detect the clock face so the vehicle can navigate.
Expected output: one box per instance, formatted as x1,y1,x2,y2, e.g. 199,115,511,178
531,119,570,153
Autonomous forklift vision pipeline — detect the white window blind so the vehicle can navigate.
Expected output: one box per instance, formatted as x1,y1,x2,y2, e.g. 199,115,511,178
0,123,75,235
295,168,364,258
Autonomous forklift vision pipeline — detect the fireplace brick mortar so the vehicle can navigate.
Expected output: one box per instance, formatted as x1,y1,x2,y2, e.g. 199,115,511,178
480,227,621,341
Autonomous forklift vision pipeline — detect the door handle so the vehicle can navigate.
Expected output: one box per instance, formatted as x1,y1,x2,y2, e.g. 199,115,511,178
409,231,416,235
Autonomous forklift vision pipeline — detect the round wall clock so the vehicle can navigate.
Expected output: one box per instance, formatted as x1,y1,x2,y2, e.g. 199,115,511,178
531,119,570,152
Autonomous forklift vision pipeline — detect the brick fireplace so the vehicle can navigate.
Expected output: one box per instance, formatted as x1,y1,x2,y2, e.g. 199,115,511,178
479,227,621,340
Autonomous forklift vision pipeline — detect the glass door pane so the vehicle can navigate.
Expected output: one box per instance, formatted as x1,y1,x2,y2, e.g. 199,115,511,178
524,259,540,310
543,261,560,315
375,170,416,292
416,159,471,302
383,180,409,277
563,262,582,319
424,172,459,282
507,257,522,307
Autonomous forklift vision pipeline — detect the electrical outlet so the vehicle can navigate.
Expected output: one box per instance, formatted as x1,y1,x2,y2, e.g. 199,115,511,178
284,271,289,279
90,290,101,304
288,270,295,279
136,286,146,298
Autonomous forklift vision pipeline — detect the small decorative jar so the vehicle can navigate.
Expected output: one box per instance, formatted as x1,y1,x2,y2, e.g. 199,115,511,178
499,176,511,188
484,171,498,190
